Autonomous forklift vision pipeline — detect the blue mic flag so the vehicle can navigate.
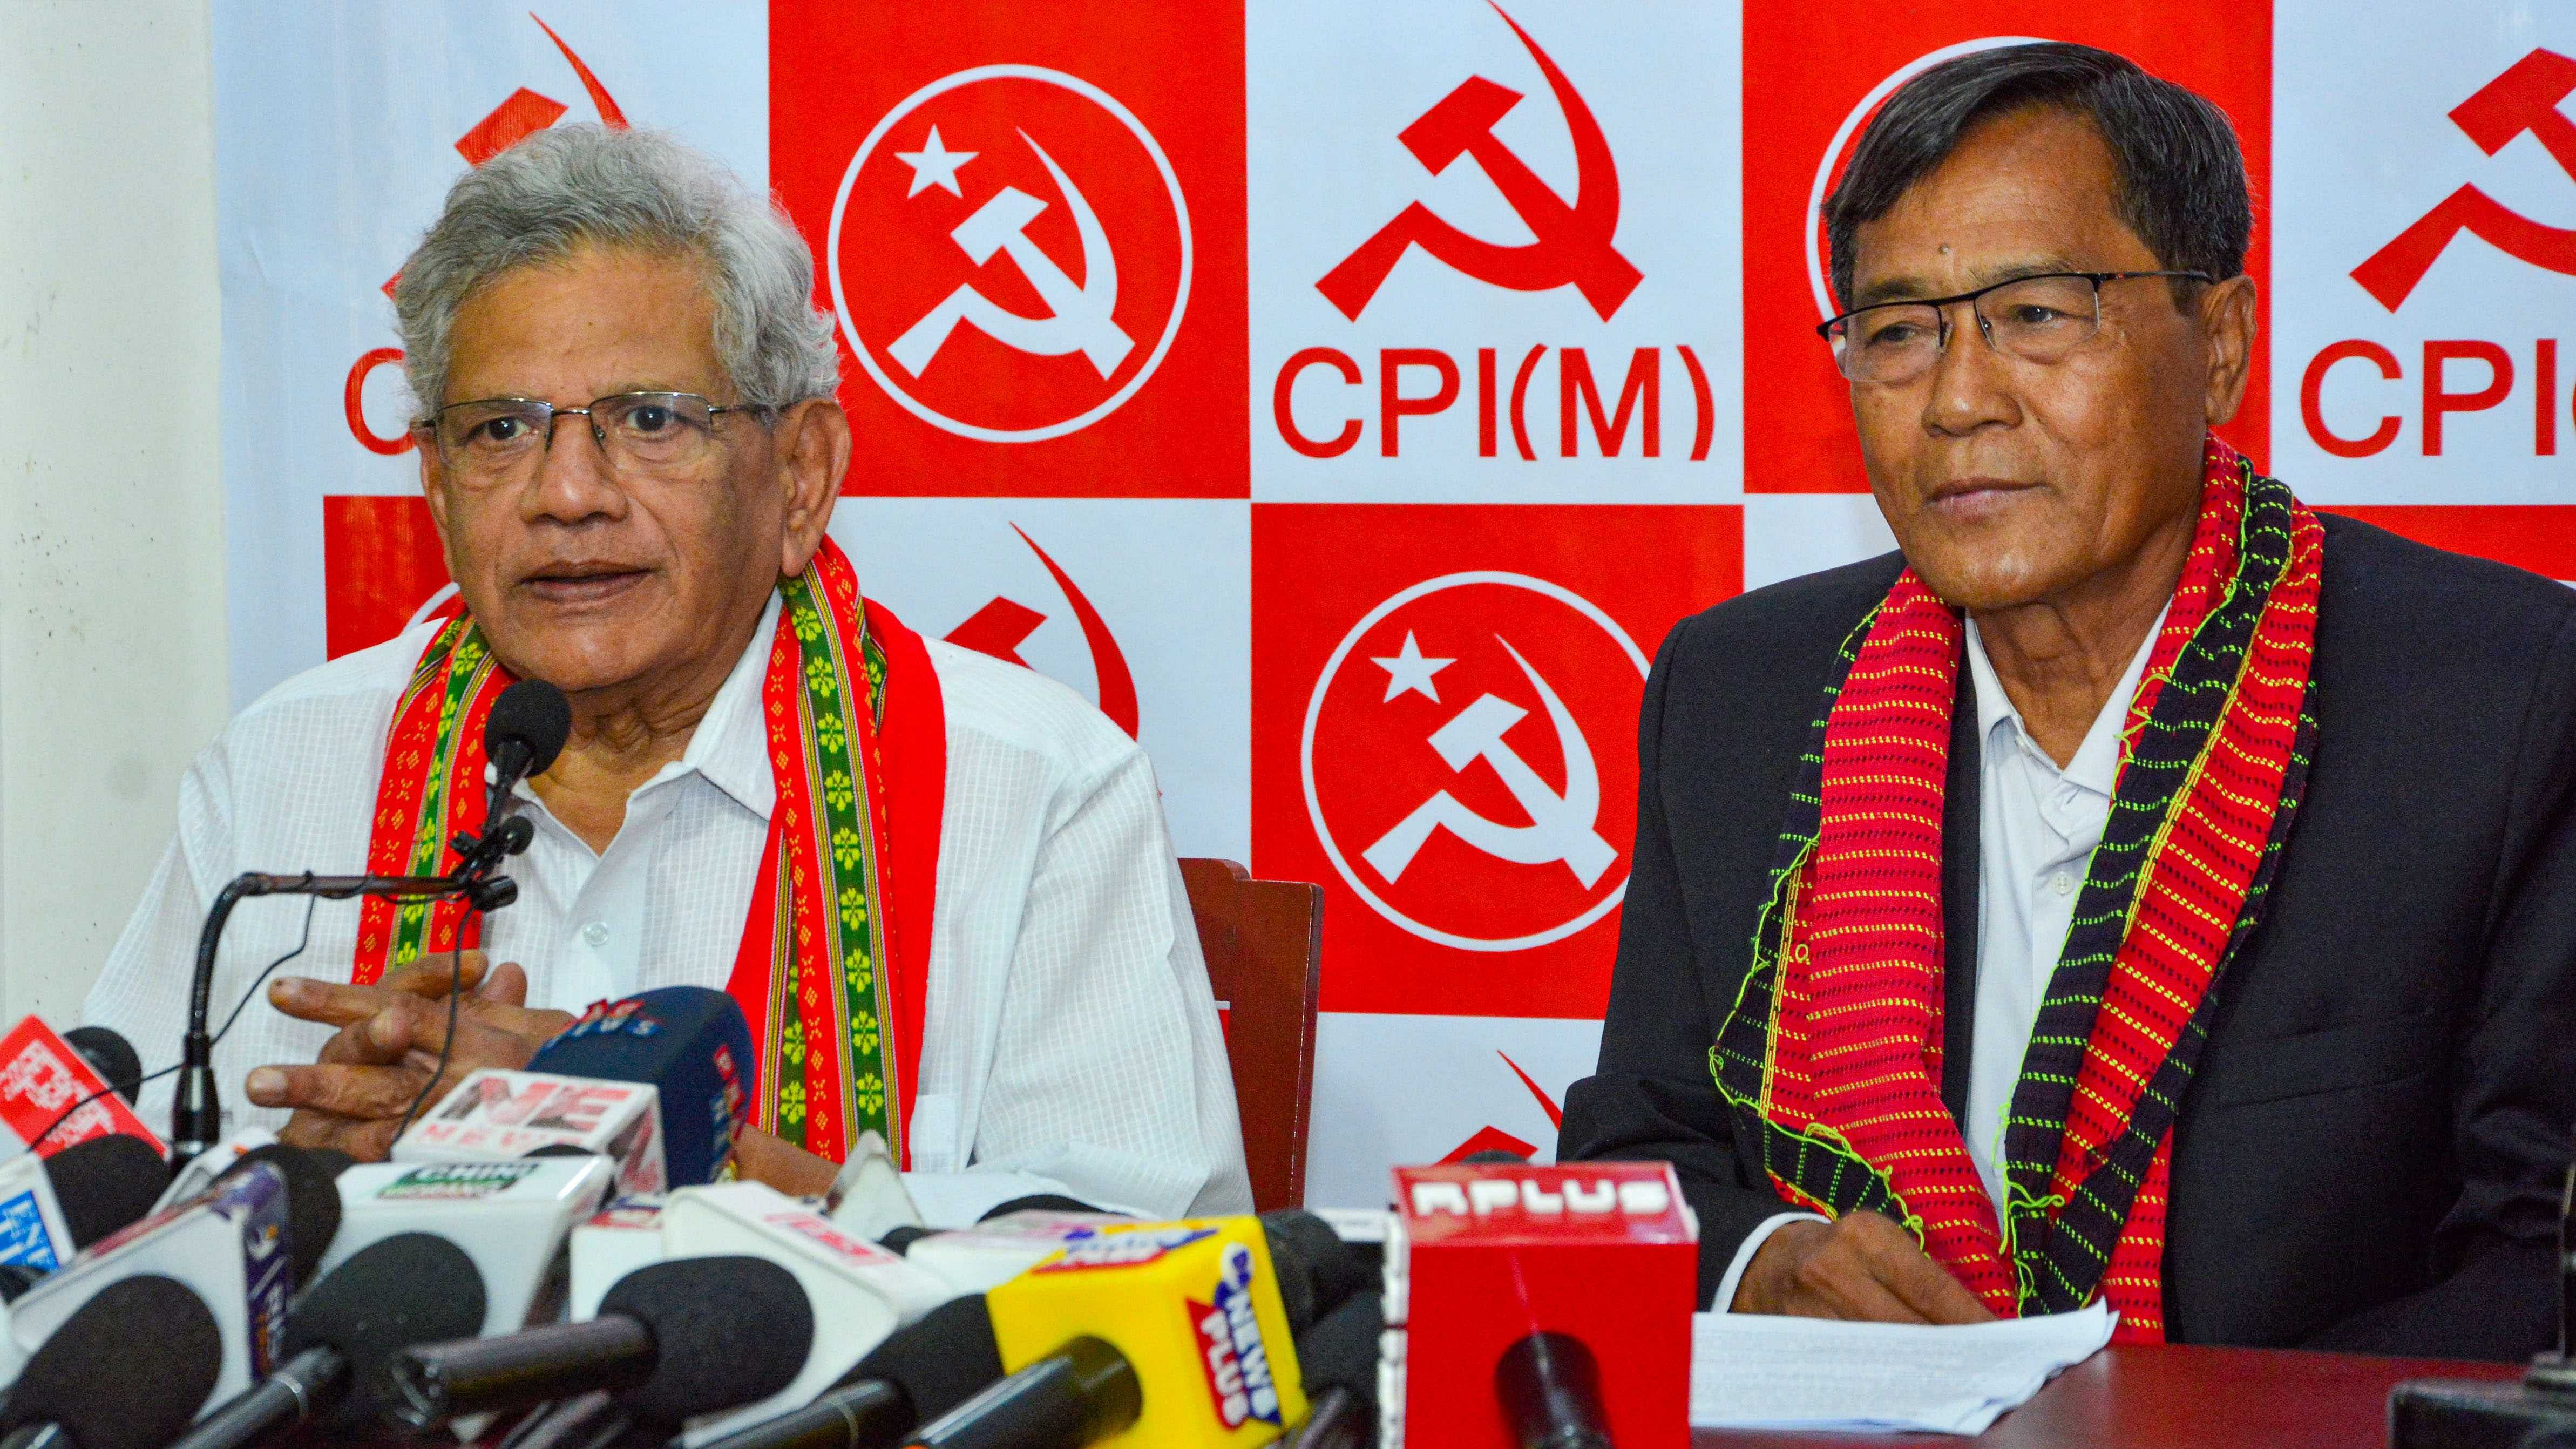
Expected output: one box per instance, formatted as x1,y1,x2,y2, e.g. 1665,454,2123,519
527,987,754,1187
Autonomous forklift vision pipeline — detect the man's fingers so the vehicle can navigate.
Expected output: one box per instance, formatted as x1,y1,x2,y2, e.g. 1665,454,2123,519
1789,1238,1934,1324
277,1109,404,1163
244,1061,427,1121
1825,1271,1937,1325
316,1018,407,1067
1872,1244,1995,1324
354,1121,405,1161
279,952,493,1028
1850,1213,1995,1325
373,995,452,1058
381,952,491,999
477,960,531,1008
269,976,419,1030
276,1109,347,1153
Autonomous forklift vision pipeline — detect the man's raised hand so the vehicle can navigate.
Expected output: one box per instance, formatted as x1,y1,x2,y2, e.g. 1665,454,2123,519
245,953,573,1162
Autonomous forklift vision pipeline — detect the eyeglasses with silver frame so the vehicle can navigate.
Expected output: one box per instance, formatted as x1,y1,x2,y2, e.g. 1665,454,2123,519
1816,270,2214,385
416,391,774,484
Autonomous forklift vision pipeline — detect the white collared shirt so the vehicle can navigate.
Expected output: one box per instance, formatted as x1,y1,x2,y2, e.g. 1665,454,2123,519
84,595,1251,1225
1712,607,2165,1309
1959,606,2165,1214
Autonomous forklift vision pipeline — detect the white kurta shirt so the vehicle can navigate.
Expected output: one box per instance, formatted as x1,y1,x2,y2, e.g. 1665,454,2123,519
84,595,1252,1226
1712,607,2165,1309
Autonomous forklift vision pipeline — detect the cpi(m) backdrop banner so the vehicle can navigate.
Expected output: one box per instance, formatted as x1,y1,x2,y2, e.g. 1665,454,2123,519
212,1,2576,1207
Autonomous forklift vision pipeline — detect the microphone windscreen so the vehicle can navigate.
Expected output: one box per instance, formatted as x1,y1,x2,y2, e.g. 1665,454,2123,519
528,987,754,1186
2,1274,222,1449
60,1026,141,1102
487,680,573,777
43,1131,170,1250
977,1193,1114,1221
1292,1290,1385,1402
219,1144,346,1286
880,1223,939,1256
845,1292,1005,1425
1260,1208,1374,1334
1495,1331,1612,1449
301,1145,358,1178
600,1255,813,1425
286,1232,489,1427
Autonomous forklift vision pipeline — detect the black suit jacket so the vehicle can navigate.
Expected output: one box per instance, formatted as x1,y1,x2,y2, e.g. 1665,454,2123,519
1558,513,2576,1360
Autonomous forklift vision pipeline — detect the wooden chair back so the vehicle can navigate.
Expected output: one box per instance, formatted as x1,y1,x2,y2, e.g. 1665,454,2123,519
1179,857,1323,1211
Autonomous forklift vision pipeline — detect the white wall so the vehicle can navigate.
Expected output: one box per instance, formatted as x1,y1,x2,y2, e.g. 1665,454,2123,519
0,1,230,1024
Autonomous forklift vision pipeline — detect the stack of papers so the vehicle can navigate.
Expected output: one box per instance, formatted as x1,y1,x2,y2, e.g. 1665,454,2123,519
1689,1301,2115,1435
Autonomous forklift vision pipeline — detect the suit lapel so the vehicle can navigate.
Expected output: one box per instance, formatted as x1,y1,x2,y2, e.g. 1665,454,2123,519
1941,650,1981,1129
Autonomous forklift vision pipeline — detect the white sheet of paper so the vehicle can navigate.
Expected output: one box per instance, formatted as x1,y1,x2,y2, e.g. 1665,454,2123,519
1689,1301,2116,1435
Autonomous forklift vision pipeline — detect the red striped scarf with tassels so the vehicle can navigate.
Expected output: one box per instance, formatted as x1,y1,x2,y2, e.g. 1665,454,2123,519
1712,435,2321,1338
352,538,946,1168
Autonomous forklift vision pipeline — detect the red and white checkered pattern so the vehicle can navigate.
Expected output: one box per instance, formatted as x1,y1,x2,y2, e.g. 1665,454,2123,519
214,0,2576,1205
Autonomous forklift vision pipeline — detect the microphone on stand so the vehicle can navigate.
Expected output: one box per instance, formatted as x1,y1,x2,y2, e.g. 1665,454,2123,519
388,1255,815,1431
1284,1290,1386,1449
2,1017,164,1160
168,679,570,1168
165,1233,487,1449
1494,1335,1612,1449
38,1132,171,1257
0,1134,173,1384
8,1152,345,1409
0,1275,225,1449
321,1154,615,1339
57,1030,138,1108
476,680,573,845
390,986,758,1214
1384,1162,1696,1449
694,1208,1369,1449
209,1143,350,1290
442,678,574,893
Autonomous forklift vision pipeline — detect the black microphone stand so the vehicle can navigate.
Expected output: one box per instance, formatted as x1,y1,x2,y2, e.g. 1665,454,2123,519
168,812,536,1170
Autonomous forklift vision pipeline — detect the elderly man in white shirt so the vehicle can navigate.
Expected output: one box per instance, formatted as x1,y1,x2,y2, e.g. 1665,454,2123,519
85,124,1250,1225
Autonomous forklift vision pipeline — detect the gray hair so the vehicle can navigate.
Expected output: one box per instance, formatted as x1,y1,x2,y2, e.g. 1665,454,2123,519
394,124,839,419
1823,43,2252,313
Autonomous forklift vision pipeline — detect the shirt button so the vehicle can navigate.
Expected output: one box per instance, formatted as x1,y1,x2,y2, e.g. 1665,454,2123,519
582,921,610,947
2052,873,2075,897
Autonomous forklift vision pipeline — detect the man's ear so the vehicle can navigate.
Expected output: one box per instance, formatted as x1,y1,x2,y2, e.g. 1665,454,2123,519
774,397,853,578
2199,273,2259,428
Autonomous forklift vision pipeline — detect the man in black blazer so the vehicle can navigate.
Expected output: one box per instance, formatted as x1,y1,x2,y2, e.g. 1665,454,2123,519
1558,43,2576,1360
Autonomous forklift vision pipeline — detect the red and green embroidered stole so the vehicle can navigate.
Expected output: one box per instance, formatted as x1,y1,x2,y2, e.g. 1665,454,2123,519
1711,436,2321,1339
353,538,946,1167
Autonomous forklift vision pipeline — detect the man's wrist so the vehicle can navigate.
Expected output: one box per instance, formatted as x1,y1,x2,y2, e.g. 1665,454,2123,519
731,1125,839,1198
1721,1211,1829,1312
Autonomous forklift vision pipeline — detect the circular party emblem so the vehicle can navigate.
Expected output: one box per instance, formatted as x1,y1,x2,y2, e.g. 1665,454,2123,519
1301,572,1649,953
828,66,1193,444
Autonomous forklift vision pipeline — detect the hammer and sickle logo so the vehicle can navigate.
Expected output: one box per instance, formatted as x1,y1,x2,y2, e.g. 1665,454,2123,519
1362,638,1615,889
1301,571,1647,953
888,132,1136,380
2353,49,2576,310
941,525,1142,740
828,65,1194,444
1316,2,1642,321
